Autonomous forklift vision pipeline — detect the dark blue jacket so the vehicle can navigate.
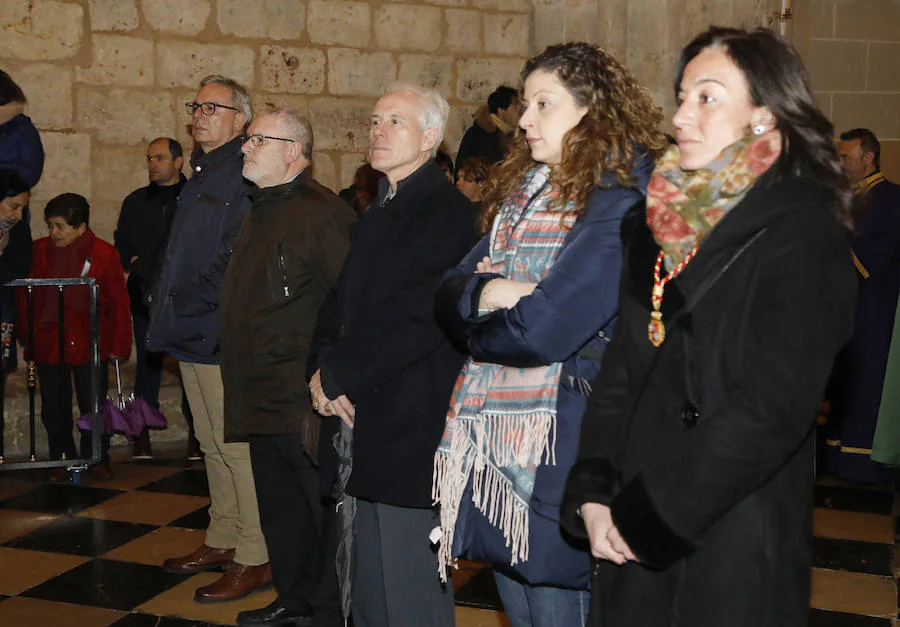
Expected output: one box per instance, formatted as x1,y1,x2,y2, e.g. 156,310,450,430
435,155,653,588
0,113,44,187
146,137,252,363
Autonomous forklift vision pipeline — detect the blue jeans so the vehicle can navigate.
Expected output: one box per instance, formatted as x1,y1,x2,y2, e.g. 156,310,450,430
494,570,589,627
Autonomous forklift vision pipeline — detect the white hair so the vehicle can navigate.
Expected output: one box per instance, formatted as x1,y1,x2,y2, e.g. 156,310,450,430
385,82,449,156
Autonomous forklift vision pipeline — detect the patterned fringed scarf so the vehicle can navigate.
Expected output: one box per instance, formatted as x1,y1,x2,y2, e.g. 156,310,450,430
433,164,576,579
647,130,782,269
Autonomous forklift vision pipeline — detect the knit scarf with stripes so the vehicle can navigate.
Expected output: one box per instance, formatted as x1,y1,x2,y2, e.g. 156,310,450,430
433,163,576,578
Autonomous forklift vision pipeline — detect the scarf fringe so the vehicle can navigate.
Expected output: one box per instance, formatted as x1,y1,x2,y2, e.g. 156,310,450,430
433,411,557,582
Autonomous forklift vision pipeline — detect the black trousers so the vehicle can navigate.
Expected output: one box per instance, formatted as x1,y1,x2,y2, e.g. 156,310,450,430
37,361,110,464
132,310,163,408
249,433,340,622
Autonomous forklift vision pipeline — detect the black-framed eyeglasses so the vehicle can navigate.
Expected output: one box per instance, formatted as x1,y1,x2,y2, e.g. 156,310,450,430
185,101,241,116
242,134,296,147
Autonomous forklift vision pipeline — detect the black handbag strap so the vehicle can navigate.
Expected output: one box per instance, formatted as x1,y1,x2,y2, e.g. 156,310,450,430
676,227,768,406
672,227,769,325
612,227,770,463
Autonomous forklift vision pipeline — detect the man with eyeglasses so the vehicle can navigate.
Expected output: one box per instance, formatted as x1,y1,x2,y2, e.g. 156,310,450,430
114,137,191,462
147,75,271,603
219,108,353,627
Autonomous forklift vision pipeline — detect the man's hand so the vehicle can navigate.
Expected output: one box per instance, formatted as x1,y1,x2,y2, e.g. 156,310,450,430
309,369,329,410
582,502,634,565
329,394,356,429
309,370,356,428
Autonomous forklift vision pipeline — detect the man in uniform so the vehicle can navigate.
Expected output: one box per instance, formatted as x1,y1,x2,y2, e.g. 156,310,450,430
827,128,900,482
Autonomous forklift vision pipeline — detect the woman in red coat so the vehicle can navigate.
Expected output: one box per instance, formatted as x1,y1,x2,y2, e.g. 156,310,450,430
18,193,131,479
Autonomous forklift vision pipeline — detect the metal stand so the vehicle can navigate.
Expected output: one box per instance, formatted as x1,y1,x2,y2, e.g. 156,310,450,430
0,278,102,472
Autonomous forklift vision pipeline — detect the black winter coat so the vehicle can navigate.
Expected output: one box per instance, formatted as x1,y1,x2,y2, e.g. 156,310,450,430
314,160,479,508
114,175,186,315
456,120,506,167
220,171,355,441
561,173,857,627
0,218,32,287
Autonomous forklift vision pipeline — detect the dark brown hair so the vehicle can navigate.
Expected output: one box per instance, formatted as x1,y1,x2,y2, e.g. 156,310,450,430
840,128,880,168
457,157,490,185
44,193,90,227
0,70,26,107
676,27,851,225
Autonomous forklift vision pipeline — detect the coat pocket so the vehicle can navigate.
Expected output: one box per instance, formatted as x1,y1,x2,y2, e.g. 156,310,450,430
265,242,291,302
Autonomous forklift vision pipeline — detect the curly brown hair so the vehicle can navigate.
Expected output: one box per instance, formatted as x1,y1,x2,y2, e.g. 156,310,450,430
478,42,668,234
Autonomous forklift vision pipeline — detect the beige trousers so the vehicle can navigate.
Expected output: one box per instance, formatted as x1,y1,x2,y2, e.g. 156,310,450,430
179,361,268,566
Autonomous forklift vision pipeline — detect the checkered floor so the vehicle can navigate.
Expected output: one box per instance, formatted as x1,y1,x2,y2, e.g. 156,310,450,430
0,445,896,626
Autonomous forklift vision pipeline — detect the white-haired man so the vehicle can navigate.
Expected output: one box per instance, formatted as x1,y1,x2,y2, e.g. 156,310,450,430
310,85,478,626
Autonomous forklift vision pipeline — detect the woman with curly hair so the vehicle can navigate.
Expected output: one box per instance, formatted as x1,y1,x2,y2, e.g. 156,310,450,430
433,42,666,626
560,27,856,626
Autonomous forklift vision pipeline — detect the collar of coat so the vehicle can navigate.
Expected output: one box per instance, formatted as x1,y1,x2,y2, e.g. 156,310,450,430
622,169,837,321
189,136,245,176
249,168,313,206
374,160,449,216
854,169,886,194
146,173,187,198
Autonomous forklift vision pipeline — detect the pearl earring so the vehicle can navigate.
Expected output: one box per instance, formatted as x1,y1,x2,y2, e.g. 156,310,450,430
753,124,766,136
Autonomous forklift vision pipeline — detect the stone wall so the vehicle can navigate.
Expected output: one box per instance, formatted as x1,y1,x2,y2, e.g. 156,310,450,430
1,0,533,245
792,0,900,179
533,0,782,127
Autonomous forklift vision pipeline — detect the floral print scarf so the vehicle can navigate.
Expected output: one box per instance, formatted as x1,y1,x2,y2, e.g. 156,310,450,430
646,130,782,269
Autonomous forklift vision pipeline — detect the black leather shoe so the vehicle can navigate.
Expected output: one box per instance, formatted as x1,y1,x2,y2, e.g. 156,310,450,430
236,600,314,626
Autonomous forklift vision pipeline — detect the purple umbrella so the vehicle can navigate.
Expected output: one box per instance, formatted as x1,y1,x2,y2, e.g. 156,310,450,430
78,359,166,439
77,399,138,438
77,359,137,437
122,396,168,432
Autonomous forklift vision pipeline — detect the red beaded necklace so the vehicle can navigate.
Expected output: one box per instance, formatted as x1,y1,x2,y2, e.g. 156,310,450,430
648,247,698,347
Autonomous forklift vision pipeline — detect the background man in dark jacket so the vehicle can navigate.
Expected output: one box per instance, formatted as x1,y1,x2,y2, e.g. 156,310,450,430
114,137,186,460
222,109,354,627
455,84,519,167
310,84,478,627
147,75,271,602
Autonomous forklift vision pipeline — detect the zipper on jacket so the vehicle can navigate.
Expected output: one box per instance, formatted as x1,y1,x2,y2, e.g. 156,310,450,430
277,244,290,298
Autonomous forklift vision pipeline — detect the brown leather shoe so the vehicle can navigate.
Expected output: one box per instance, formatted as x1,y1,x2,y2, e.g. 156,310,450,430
193,562,272,604
162,544,235,574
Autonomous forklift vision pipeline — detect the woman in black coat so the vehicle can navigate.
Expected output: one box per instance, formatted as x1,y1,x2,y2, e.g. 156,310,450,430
0,170,33,373
560,27,858,627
